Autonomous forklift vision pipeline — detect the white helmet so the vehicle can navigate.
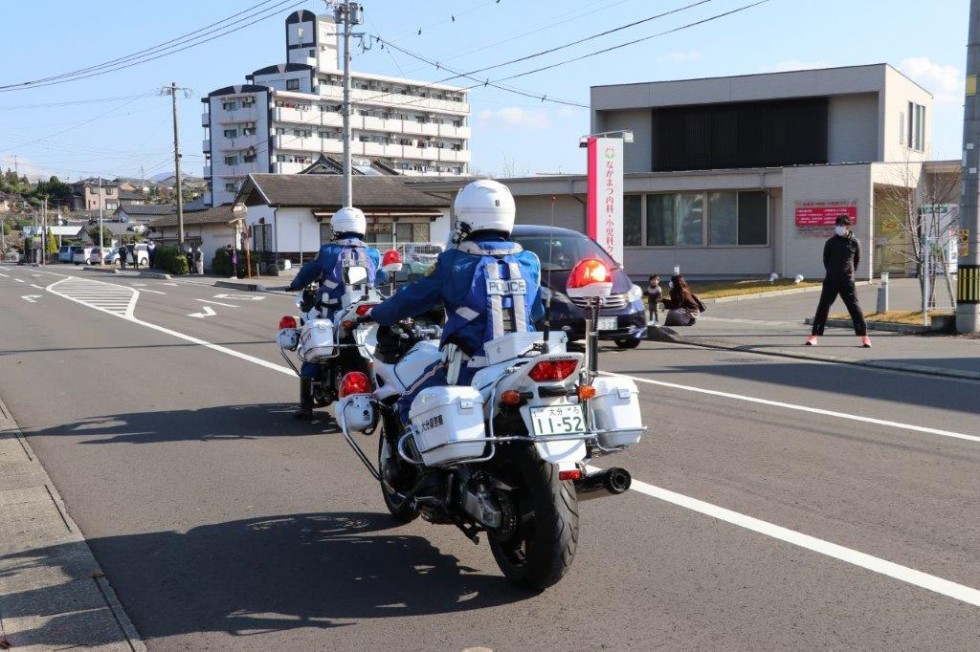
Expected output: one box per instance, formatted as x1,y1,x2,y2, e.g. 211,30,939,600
453,179,515,236
331,206,367,237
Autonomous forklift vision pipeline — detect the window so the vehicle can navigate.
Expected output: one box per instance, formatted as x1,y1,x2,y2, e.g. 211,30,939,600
243,153,257,163
105,187,114,195
624,195,642,246
646,193,703,246
224,155,238,165
286,78,300,91
224,182,238,192
275,127,286,135
907,102,926,151
223,128,238,138
242,126,256,136
630,191,767,247
242,97,255,107
222,101,238,111
293,129,311,138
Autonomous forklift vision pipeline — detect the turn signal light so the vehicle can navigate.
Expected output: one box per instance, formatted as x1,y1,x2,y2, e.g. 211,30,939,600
528,359,579,382
339,371,372,398
577,384,596,400
558,469,583,481
500,390,523,406
355,304,375,316
279,316,297,329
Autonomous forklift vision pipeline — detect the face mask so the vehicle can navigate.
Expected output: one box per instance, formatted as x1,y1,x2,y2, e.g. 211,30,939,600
668,281,674,289
834,226,847,236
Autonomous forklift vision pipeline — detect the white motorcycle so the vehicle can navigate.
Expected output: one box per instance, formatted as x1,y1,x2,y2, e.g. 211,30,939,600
277,267,384,411
332,259,645,590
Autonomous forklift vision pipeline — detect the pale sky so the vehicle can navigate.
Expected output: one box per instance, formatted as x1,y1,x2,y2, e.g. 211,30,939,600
0,0,971,183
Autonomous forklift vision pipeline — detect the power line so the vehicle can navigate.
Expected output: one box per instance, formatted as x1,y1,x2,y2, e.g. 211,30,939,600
0,0,306,93
497,0,772,83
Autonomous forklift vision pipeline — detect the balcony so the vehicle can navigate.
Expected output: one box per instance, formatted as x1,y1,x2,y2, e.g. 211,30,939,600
203,165,211,177
319,85,469,115
438,124,471,140
202,139,211,152
273,134,321,152
202,112,210,127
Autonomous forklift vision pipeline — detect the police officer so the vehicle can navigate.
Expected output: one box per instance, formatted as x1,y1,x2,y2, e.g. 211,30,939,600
367,179,544,423
806,214,871,348
287,206,385,419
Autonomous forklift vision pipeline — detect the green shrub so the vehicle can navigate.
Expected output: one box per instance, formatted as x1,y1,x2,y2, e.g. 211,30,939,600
154,246,189,275
212,247,244,277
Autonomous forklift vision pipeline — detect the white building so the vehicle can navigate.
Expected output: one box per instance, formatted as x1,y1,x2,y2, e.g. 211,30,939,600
202,9,471,207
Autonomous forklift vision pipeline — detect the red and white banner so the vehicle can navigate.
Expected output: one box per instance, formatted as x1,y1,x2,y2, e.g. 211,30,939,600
587,137,624,264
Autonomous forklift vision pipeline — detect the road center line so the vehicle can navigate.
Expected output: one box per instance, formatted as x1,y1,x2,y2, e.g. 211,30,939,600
45,288,980,608
600,371,980,444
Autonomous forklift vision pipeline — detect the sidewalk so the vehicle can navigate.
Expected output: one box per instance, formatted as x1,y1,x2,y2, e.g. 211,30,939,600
654,279,980,381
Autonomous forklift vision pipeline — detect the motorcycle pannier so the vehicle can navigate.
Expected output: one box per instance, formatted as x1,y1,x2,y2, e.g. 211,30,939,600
589,376,643,449
409,386,486,466
298,319,335,362
277,328,299,351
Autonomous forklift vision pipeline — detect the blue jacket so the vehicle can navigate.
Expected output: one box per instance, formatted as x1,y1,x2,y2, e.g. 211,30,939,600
288,238,385,303
371,235,544,357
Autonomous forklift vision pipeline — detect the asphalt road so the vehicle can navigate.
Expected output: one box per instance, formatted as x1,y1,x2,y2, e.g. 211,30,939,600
2,265,979,650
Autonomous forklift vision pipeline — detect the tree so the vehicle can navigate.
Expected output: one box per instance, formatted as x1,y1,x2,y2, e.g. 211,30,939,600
876,156,959,312
46,226,58,258
88,224,112,245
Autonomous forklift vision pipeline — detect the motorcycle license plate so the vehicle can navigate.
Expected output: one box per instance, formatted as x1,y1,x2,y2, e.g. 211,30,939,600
530,405,586,437
597,316,618,331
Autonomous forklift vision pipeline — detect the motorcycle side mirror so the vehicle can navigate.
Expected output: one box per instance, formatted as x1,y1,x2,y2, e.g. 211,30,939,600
345,265,369,286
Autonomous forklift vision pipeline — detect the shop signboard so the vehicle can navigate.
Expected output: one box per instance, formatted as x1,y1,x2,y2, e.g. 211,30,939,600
795,203,857,227
586,137,623,264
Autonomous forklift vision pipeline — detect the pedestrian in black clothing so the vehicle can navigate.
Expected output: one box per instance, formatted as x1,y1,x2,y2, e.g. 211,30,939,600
806,214,871,348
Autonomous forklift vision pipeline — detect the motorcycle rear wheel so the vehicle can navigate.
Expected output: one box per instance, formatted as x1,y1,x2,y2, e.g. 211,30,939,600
488,445,579,591
378,420,419,523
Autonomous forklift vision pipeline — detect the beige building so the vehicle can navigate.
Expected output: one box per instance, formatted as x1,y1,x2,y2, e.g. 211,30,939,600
418,64,949,282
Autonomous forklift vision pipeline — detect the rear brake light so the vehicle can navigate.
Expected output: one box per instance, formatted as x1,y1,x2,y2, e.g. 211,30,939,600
355,304,376,316
279,316,297,329
339,371,372,397
528,359,578,382
558,469,583,481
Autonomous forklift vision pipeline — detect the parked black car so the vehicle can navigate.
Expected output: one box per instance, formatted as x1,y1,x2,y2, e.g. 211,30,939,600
511,224,646,349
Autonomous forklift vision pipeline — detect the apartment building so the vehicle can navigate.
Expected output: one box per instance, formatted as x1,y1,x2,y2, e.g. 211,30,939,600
202,9,471,206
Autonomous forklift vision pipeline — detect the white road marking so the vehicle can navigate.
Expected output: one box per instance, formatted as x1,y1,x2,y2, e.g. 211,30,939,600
21,295,42,303
47,277,138,318
588,466,980,609
197,298,237,307
161,282,178,286
0,272,9,277
214,293,264,301
44,291,980,609
140,288,167,295
31,284,44,289
601,371,980,444
188,306,217,318
14,278,24,283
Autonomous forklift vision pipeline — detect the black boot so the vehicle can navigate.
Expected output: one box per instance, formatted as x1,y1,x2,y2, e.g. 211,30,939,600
294,377,314,420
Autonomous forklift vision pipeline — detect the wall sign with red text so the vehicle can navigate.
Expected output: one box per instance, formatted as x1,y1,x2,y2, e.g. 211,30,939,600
586,137,624,264
794,203,857,227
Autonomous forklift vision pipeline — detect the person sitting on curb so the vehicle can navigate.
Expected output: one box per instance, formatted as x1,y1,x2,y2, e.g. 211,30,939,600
661,274,705,326
806,214,871,348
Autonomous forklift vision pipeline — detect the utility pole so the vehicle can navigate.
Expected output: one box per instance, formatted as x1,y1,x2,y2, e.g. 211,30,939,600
41,196,47,266
98,176,104,264
958,0,980,332
162,83,191,249
333,1,363,208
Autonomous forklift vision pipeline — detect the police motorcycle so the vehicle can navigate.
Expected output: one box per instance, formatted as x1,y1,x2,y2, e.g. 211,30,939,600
333,257,645,591
276,261,390,411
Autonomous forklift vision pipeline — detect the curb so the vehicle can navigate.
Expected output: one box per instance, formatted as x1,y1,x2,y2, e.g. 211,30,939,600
0,398,146,651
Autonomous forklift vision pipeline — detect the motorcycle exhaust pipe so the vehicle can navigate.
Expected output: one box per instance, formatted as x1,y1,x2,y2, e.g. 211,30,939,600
573,467,632,502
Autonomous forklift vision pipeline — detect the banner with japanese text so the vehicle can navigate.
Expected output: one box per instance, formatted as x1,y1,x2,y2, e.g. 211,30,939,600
586,137,624,264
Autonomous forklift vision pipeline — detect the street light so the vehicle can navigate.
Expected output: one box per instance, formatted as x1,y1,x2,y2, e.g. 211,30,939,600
579,129,634,148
